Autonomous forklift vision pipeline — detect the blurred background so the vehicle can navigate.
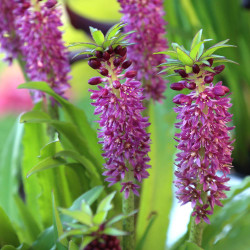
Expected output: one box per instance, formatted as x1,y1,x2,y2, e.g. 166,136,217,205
0,0,249,248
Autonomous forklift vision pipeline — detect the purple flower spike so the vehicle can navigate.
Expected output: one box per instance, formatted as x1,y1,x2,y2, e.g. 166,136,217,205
87,33,151,198
16,0,71,102
118,0,168,101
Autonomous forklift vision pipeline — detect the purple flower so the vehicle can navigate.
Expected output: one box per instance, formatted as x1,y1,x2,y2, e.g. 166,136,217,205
173,67,234,223
0,0,24,64
88,46,151,198
16,0,71,102
118,0,168,101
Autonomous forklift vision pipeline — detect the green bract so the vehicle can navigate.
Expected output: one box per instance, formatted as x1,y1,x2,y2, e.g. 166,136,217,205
68,22,135,59
59,189,136,249
155,29,237,76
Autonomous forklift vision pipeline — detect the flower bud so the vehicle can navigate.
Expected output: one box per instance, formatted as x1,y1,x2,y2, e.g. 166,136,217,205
213,86,225,96
208,58,214,66
122,60,132,69
125,70,137,78
88,59,101,69
88,76,102,85
113,57,122,67
192,64,200,74
100,68,109,76
114,45,122,54
214,65,225,74
204,75,213,83
113,80,121,89
103,51,111,61
119,47,127,57
170,82,185,91
185,82,196,90
95,50,103,58
107,46,113,54
175,69,188,78
45,0,57,8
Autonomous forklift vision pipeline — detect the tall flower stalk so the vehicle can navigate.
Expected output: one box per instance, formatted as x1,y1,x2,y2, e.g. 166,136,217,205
71,23,151,249
157,30,236,246
118,0,168,102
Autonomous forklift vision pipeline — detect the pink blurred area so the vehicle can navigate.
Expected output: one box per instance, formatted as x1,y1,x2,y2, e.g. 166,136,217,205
0,64,33,117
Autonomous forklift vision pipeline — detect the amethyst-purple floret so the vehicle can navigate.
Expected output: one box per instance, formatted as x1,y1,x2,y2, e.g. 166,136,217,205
118,0,168,101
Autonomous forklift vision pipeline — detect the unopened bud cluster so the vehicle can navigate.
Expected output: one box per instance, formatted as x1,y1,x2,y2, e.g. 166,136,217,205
88,44,151,198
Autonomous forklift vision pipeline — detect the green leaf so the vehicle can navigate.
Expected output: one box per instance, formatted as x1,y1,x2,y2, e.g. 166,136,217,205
190,40,212,60
136,213,157,250
106,210,138,227
0,119,23,222
0,206,19,247
68,240,78,250
80,236,95,249
89,27,105,46
14,195,41,243
52,193,68,247
97,191,116,214
26,157,66,178
191,29,203,49
176,47,194,66
136,102,175,250
154,51,178,59
201,43,236,58
105,22,126,43
81,200,93,217
202,67,215,73
68,42,97,49
92,211,107,225
59,209,92,226
18,82,104,172
103,228,128,236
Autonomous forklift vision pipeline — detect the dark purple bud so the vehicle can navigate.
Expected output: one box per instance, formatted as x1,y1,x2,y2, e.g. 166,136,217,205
213,86,225,96
204,75,214,83
22,2,31,9
107,46,114,54
114,45,122,54
122,60,132,69
45,0,57,8
103,51,110,61
175,69,188,78
170,82,185,91
173,94,191,105
95,50,103,58
100,68,109,76
185,82,196,90
119,47,127,57
124,70,137,78
192,64,200,74
214,65,225,74
88,59,101,69
88,76,102,85
113,80,121,89
208,58,214,66
113,57,122,67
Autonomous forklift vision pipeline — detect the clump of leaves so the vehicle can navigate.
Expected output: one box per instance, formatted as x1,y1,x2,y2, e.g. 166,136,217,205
156,29,237,77
59,190,136,249
69,22,134,59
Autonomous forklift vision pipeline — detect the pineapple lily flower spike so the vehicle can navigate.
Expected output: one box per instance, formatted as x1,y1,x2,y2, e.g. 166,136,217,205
70,23,151,199
156,30,236,244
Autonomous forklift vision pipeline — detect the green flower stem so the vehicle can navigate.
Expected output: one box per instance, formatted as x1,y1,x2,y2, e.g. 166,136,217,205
189,216,204,247
122,191,135,250
47,99,59,140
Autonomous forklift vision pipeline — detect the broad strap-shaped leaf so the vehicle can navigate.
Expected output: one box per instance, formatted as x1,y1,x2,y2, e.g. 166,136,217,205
154,50,178,59
59,209,92,226
96,192,116,214
103,228,128,236
190,40,212,60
